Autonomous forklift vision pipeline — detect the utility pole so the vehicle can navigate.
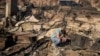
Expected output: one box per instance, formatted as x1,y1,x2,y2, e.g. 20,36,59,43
5,0,11,17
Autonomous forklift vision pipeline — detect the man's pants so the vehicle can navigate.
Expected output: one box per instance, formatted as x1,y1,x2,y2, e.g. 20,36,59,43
51,37,60,45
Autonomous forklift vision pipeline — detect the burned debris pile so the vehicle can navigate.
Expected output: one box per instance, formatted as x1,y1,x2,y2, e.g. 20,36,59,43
0,0,100,56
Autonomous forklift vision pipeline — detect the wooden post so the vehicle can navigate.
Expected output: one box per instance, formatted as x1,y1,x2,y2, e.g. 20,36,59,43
5,0,11,17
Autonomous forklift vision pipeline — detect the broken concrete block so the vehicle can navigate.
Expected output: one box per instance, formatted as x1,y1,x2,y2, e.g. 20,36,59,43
49,21,57,26
90,0,100,11
16,22,41,32
13,32,37,44
80,23,90,31
48,19,62,26
48,13,63,26
91,38,100,51
95,24,100,32
31,8,42,15
52,13,64,21
33,25,41,32
70,34,91,50
16,35,31,44
66,22,79,34
15,16,39,27
8,27,21,32
21,22,33,31
64,50,80,56
37,35,45,40
43,11,55,20
79,50,98,56
43,24,50,29
30,0,59,7
68,21,79,28
76,17,88,22
60,6,71,11
9,26,23,33
52,21,63,28
25,15,39,22
15,21,25,27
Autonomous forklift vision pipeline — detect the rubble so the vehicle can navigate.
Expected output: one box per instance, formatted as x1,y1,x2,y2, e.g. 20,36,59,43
31,8,42,15
0,35,7,50
30,0,59,7
70,34,91,50
79,50,99,56
91,38,100,51
64,50,80,56
0,0,100,56
90,0,100,11
25,15,39,22
43,10,56,21
2,43,31,56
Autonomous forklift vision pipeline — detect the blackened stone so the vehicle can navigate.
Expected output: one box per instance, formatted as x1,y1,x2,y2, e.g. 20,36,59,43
91,38,100,51
3,43,30,56
5,35,16,48
70,34,91,50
